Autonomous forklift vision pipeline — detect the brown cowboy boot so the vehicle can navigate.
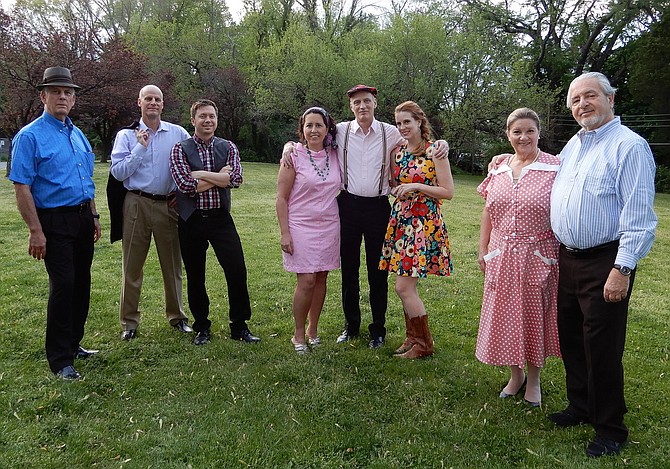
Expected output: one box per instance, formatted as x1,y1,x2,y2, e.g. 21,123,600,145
397,314,433,359
393,311,415,355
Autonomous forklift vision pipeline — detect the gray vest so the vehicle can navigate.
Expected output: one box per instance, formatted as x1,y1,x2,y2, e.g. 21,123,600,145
175,137,231,221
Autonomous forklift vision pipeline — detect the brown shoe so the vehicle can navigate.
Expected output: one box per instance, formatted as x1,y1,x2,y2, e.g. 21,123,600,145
393,311,415,355
397,315,433,359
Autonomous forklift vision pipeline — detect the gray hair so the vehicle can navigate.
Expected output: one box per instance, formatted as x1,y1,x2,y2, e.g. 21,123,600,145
566,72,616,108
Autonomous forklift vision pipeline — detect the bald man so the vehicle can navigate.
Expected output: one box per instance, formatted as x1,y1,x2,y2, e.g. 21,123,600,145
110,85,192,340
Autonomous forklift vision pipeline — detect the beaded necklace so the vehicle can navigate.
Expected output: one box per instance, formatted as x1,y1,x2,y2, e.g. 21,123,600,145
306,146,330,181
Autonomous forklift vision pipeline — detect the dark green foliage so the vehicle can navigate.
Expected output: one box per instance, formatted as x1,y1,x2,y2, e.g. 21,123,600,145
655,164,670,194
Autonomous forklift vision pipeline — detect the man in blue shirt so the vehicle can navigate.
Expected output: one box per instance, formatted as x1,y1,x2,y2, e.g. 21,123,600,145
10,67,102,380
549,72,657,458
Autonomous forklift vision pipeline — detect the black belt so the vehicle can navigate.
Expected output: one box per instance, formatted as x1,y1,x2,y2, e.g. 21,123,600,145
37,201,91,214
562,240,619,255
129,190,168,201
195,208,226,218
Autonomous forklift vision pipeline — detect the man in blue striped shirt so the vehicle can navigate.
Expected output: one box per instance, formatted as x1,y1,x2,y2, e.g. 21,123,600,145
10,67,102,380
549,72,657,458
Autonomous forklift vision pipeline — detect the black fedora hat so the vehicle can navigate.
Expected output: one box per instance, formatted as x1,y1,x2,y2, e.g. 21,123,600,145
36,67,81,91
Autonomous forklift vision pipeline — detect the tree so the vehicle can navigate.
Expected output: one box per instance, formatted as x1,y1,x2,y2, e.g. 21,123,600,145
0,8,154,162
0,11,74,137
367,8,557,158
460,0,667,89
620,10,670,165
74,38,152,161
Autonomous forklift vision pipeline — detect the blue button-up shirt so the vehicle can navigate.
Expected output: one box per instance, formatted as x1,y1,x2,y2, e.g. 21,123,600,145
10,112,95,209
550,117,657,268
110,119,190,195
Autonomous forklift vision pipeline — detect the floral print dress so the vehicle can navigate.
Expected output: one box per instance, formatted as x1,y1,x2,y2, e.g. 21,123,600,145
379,142,453,277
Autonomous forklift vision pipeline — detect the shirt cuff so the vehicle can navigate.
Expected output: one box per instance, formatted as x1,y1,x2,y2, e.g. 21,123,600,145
614,252,637,270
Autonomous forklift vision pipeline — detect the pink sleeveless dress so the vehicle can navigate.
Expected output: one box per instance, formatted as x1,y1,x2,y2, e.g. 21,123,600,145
282,144,341,273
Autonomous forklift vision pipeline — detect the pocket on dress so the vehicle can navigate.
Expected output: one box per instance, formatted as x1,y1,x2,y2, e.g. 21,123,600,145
483,248,501,263
483,248,503,290
527,250,557,286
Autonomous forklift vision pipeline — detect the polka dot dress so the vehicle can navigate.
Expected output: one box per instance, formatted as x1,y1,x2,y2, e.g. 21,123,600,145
475,151,561,368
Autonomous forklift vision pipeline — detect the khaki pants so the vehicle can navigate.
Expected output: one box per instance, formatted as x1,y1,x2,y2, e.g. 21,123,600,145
119,192,186,330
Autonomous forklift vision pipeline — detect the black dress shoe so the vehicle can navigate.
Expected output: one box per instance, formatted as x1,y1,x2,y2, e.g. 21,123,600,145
193,329,211,345
548,409,589,427
121,329,136,340
56,365,81,380
586,436,626,458
336,330,358,344
231,329,261,343
75,346,99,359
172,320,193,333
368,336,384,349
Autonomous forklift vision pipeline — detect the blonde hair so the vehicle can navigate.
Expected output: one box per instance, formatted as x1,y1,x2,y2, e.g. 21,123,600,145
506,108,541,132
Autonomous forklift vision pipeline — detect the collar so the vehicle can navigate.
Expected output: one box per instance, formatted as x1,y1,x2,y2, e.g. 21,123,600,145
42,111,73,130
193,134,214,147
350,118,381,135
139,118,167,133
578,116,620,142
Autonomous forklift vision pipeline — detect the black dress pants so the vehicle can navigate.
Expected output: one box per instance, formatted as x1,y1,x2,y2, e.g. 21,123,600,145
337,191,391,339
178,209,252,335
557,243,633,442
39,209,94,373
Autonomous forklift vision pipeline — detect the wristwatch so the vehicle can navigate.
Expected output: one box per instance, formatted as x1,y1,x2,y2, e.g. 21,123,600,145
614,264,632,277
92,213,100,219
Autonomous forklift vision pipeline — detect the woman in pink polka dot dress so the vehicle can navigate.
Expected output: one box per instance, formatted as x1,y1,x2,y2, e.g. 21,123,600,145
476,108,561,407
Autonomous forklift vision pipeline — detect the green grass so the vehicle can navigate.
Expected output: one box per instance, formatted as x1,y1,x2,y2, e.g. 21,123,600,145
1,162,668,468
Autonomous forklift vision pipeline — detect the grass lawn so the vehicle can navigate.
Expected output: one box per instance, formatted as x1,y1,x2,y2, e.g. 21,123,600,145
1,162,668,468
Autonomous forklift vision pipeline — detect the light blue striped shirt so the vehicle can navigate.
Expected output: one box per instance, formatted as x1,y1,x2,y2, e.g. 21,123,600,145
10,112,95,209
550,117,657,268
110,119,189,195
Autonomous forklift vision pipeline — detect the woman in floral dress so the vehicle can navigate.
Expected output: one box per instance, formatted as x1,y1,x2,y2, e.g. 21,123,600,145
379,101,454,358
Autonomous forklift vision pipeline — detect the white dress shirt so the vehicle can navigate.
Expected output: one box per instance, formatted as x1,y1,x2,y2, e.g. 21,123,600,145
335,119,403,197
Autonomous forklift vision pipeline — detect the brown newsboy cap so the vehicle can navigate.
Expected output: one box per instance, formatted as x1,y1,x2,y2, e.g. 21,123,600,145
346,84,377,97
36,67,81,91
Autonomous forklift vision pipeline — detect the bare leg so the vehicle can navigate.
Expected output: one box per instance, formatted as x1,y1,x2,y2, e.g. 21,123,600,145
306,272,328,340
524,363,542,404
501,365,526,396
395,276,425,318
292,273,317,345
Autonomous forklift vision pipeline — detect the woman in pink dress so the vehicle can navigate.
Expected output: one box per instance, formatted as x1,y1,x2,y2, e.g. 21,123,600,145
276,107,341,354
476,108,561,406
